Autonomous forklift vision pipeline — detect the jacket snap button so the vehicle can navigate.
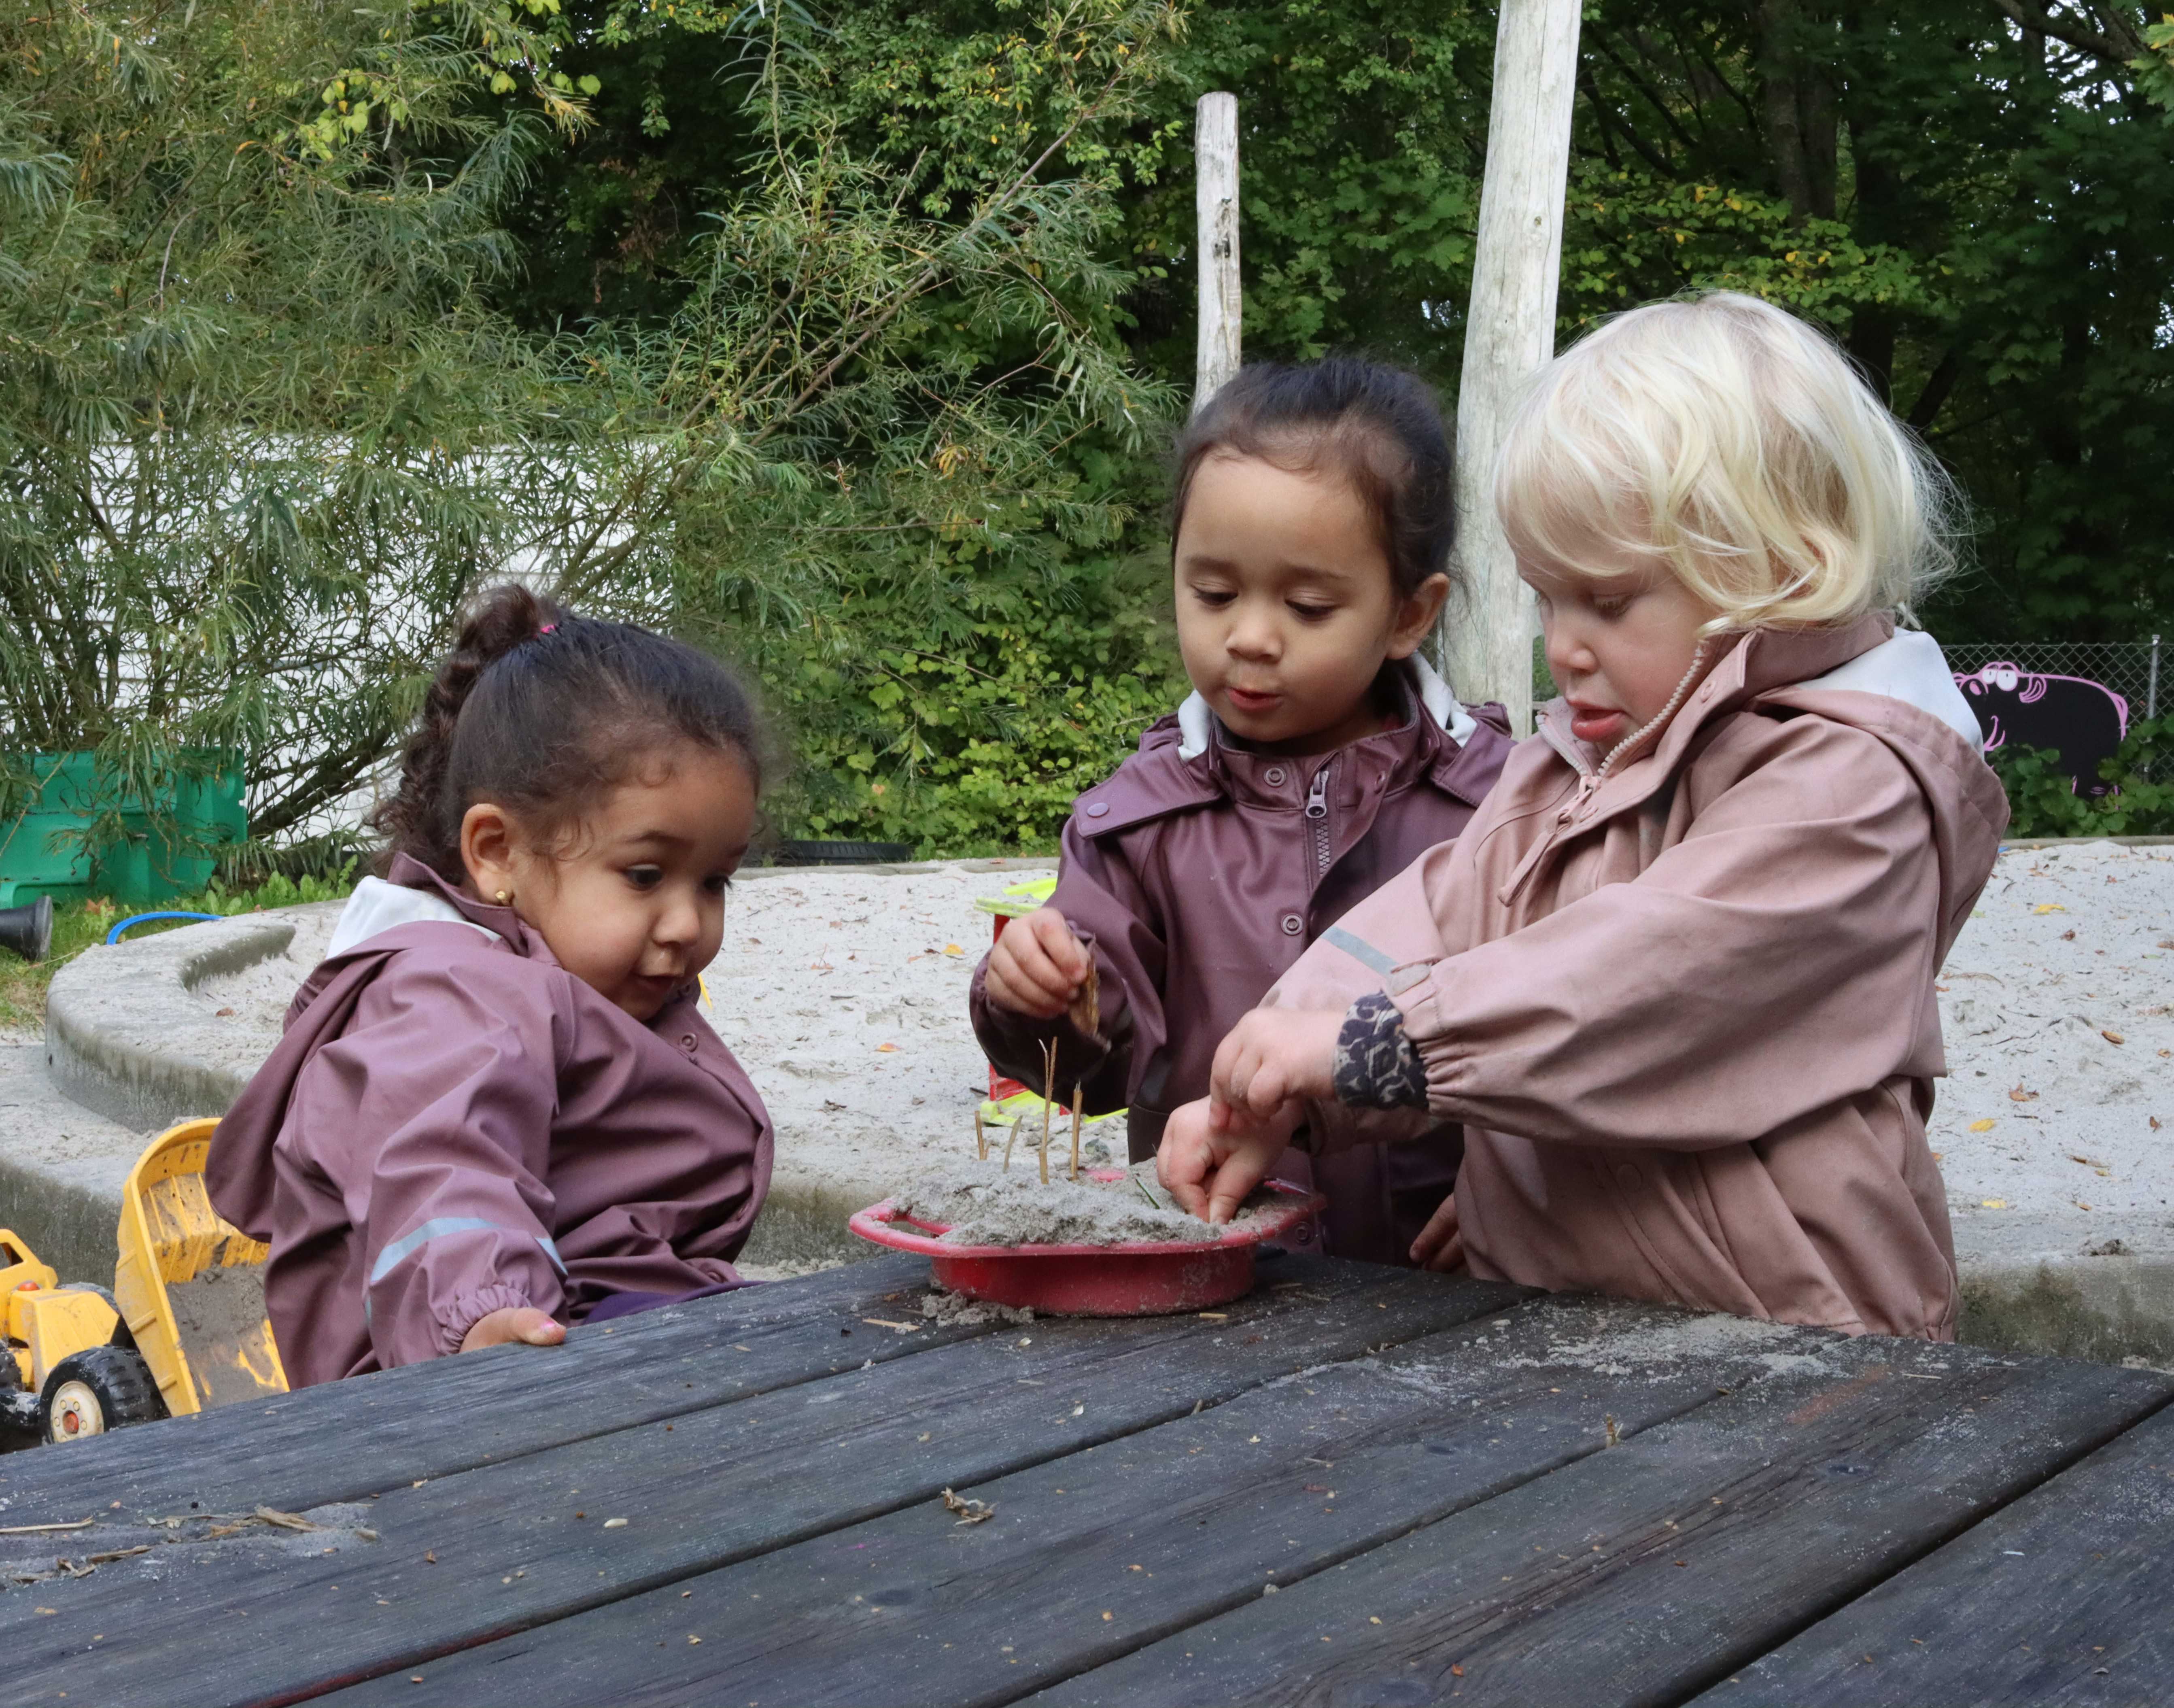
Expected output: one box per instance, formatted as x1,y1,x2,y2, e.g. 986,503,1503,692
1280,913,1304,936
1085,800,1110,818
1263,765,1287,786
680,1034,698,1052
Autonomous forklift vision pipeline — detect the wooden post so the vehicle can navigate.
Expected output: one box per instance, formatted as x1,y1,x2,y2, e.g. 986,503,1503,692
1440,0,1583,736
1194,91,1241,412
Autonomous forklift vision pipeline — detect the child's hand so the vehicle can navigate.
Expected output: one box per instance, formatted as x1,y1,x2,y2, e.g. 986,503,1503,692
1410,1193,1464,1273
1158,1096,1299,1226
983,906,1091,1020
1207,1008,1342,1129
459,1306,566,1353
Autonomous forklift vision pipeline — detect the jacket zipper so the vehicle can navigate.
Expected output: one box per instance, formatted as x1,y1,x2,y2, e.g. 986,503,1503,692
1304,759,1333,879
1504,638,1717,904
1564,637,1715,814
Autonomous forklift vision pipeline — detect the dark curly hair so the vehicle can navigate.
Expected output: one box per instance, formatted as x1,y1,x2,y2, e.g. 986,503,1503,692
372,584,766,882
1171,356,1458,600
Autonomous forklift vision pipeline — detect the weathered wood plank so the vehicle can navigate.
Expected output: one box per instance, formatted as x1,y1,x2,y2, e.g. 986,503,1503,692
0,1254,975,1522
4,1262,1525,1705
1694,1400,2174,1706
314,1298,1857,1708
1030,1337,2173,1707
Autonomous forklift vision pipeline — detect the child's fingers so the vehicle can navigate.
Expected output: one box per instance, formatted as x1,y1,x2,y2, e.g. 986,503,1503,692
458,1305,566,1353
984,954,1070,1019
993,922,1083,1011
1409,1193,1462,1270
1204,1153,1268,1227
1155,1099,1218,1219
1023,909,1091,981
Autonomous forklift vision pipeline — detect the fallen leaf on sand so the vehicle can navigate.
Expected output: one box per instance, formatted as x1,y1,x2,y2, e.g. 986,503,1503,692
2008,1085,2038,1103
2102,1029,2126,1045
2034,903,2068,914
876,1042,900,1053
1981,1198,2008,1209
1968,1119,1997,1133
944,943,964,956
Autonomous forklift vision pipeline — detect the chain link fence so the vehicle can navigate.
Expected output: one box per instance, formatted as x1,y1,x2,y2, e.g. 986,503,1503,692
1528,634,2164,728
1941,637,2163,724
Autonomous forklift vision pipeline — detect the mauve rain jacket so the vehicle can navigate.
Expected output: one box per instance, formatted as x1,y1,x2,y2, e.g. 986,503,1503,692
971,659,1514,1264
208,856,772,1386
1262,616,2007,1338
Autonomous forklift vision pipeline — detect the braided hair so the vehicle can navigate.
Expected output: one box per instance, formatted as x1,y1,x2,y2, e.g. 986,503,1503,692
372,585,766,882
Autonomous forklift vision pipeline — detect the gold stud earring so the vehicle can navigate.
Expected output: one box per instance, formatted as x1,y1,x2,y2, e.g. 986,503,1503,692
494,889,512,905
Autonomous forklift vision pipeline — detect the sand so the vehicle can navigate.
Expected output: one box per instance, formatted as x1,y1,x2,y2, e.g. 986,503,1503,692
165,1262,274,1408
887,1158,1287,1247
1932,842,2174,1245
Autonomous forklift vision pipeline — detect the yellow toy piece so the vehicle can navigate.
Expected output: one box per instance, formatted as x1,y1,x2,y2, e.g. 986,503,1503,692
2,1231,119,1401
977,1088,1126,1130
115,1118,288,1420
972,872,1059,920
0,1118,287,1445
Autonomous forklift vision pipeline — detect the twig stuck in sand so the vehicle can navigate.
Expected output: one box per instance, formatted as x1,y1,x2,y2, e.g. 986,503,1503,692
1038,1039,1058,1185
1002,1112,1018,1173
1070,1085,1083,1181
974,1107,987,1162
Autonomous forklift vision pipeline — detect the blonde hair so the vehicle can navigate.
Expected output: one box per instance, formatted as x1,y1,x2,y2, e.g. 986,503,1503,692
1496,292,1958,630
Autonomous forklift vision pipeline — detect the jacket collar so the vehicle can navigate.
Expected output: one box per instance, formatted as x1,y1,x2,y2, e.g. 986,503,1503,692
324,853,554,965
1175,653,1478,759
1537,614,1897,790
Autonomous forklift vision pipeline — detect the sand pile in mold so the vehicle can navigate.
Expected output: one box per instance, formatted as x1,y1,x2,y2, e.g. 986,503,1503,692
889,1158,1288,1247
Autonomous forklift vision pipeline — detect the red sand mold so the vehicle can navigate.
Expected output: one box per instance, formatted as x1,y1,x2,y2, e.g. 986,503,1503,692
849,1180,1325,1316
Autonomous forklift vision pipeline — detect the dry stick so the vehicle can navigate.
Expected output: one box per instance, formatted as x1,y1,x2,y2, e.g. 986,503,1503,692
1002,1110,1018,1173
1038,1038,1058,1186
1070,1086,1083,1181
974,1106,987,1162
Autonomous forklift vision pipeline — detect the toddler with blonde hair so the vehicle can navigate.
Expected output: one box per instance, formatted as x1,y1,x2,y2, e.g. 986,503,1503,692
1159,292,2007,1339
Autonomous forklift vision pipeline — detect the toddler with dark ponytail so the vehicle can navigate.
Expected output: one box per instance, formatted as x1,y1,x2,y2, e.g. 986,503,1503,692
210,586,774,1385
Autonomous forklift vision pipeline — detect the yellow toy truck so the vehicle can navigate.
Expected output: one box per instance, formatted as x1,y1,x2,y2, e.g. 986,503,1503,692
1,1118,287,1445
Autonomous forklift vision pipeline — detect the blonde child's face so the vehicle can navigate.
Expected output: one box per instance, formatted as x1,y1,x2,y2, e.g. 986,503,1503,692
461,743,756,1022
1523,552,1718,750
1174,452,1447,756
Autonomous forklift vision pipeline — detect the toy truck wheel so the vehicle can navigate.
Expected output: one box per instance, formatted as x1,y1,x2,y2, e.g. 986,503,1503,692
39,1347,166,1443
0,1349,38,1439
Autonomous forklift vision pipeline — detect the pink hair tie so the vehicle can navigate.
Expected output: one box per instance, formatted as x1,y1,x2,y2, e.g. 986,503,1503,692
537,622,557,635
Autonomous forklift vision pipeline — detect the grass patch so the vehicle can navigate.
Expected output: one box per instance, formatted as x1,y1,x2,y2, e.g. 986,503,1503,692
0,871,358,1034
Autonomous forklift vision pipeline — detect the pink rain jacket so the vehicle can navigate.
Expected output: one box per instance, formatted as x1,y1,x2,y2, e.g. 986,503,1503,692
208,856,773,1386
1264,617,2007,1338
972,659,1514,1264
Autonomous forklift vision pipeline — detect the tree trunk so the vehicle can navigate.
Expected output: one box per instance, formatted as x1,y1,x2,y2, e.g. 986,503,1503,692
1194,92,1241,412
1441,0,1584,737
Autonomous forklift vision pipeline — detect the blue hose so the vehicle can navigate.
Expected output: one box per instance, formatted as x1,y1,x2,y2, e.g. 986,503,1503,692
106,910,224,945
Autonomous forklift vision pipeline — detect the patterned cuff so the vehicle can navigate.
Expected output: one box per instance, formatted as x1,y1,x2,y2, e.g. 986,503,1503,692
1332,992,1427,1111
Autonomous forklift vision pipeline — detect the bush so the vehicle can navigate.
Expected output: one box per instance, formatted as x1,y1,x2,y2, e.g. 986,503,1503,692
1991,717,2174,838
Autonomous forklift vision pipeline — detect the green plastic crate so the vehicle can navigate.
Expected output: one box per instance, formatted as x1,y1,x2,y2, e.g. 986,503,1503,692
0,752,247,907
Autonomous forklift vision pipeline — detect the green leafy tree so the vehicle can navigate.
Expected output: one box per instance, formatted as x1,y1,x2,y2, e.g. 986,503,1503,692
2,0,1183,865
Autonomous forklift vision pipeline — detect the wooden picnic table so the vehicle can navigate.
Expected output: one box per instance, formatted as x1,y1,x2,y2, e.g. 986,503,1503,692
2,1250,2170,1706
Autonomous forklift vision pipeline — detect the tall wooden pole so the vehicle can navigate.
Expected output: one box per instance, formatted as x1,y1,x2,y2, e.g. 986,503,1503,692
1441,0,1582,735
1194,91,1241,412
